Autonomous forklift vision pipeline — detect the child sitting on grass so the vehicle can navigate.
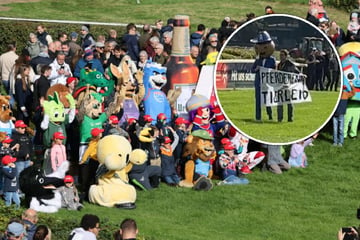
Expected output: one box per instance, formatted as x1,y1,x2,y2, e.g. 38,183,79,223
288,133,318,168
58,175,83,211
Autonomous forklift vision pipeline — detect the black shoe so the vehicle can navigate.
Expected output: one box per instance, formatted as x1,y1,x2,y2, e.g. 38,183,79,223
193,176,213,191
288,119,293,122
77,206,83,211
115,202,136,209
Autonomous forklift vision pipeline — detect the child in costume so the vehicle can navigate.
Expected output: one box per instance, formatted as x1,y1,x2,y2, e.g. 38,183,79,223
288,133,318,168
58,175,83,211
50,132,67,173
160,131,179,186
2,155,20,208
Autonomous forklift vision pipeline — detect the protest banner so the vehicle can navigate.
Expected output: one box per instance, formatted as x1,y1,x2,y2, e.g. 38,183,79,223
260,67,311,106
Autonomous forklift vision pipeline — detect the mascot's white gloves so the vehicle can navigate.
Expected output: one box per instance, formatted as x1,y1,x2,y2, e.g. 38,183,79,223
40,114,50,130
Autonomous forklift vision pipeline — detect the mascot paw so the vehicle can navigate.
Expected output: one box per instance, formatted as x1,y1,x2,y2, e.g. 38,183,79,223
115,202,136,209
0,132,7,142
25,127,35,136
179,180,194,188
193,176,213,191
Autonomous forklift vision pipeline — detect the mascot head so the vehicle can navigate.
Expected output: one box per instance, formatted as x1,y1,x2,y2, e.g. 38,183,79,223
143,62,167,90
46,84,71,108
110,57,138,98
81,92,104,119
0,95,12,123
43,92,65,123
251,31,275,59
97,135,142,170
77,68,114,97
339,42,360,100
183,129,216,162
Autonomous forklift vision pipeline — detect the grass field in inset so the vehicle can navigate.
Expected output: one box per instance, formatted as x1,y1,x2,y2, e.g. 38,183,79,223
217,89,340,144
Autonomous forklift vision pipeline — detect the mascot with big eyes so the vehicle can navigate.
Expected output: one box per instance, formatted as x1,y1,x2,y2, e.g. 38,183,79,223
142,61,181,125
19,161,69,213
251,30,276,121
338,42,360,139
0,95,14,139
40,92,76,149
179,130,216,190
89,135,147,209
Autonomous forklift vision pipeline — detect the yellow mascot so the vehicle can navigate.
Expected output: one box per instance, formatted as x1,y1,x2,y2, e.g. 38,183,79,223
88,135,146,209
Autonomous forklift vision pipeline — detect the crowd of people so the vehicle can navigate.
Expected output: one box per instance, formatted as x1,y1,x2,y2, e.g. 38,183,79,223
0,0,358,239
1,209,138,240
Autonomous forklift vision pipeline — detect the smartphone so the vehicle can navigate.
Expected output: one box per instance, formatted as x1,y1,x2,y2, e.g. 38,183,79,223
343,227,352,233
60,65,64,69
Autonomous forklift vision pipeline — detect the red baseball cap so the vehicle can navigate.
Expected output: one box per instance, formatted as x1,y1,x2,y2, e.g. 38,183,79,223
175,117,188,125
91,128,104,137
157,113,167,120
2,155,16,165
53,131,66,140
223,143,235,150
143,115,154,122
66,77,77,85
2,136,13,144
64,175,74,183
220,138,231,145
127,118,137,125
109,115,119,124
163,136,171,144
14,120,27,128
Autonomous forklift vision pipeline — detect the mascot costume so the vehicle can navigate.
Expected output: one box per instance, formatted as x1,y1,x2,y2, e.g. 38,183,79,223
73,68,114,108
0,95,15,139
143,61,181,125
19,161,69,213
89,135,147,209
179,130,216,190
251,30,276,121
110,58,145,124
338,42,360,139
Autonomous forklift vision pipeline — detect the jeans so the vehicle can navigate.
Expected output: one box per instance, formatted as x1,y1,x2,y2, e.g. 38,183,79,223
163,174,180,184
222,175,249,185
15,160,31,177
333,115,344,144
4,191,20,208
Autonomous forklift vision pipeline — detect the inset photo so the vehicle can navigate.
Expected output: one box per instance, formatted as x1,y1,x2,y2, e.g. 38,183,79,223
215,14,342,144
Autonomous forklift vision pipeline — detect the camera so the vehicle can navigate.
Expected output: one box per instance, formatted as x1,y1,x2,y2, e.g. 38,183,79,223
342,226,358,240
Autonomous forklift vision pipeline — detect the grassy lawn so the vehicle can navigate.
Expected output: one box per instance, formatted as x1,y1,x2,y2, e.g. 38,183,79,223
217,89,340,144
46,131,360,240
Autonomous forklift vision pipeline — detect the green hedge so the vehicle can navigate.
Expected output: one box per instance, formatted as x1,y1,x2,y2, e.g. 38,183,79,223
327,0,358,12
0,20,127,54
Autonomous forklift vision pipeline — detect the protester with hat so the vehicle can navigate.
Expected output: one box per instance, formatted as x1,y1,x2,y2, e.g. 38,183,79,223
49,131,67,173
73,46,104,79
1,155,20,208
58,174,83,211
251,30,276,121
3,221,26,240
11,120,33,177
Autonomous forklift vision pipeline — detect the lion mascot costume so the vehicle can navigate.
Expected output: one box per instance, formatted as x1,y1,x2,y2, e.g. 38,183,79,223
179,129,216,190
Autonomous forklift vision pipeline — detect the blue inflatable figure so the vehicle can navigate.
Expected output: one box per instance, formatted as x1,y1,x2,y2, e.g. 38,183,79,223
143,62,171,125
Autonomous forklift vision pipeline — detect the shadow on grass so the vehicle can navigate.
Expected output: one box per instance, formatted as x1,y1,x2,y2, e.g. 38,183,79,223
241,118,284,124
